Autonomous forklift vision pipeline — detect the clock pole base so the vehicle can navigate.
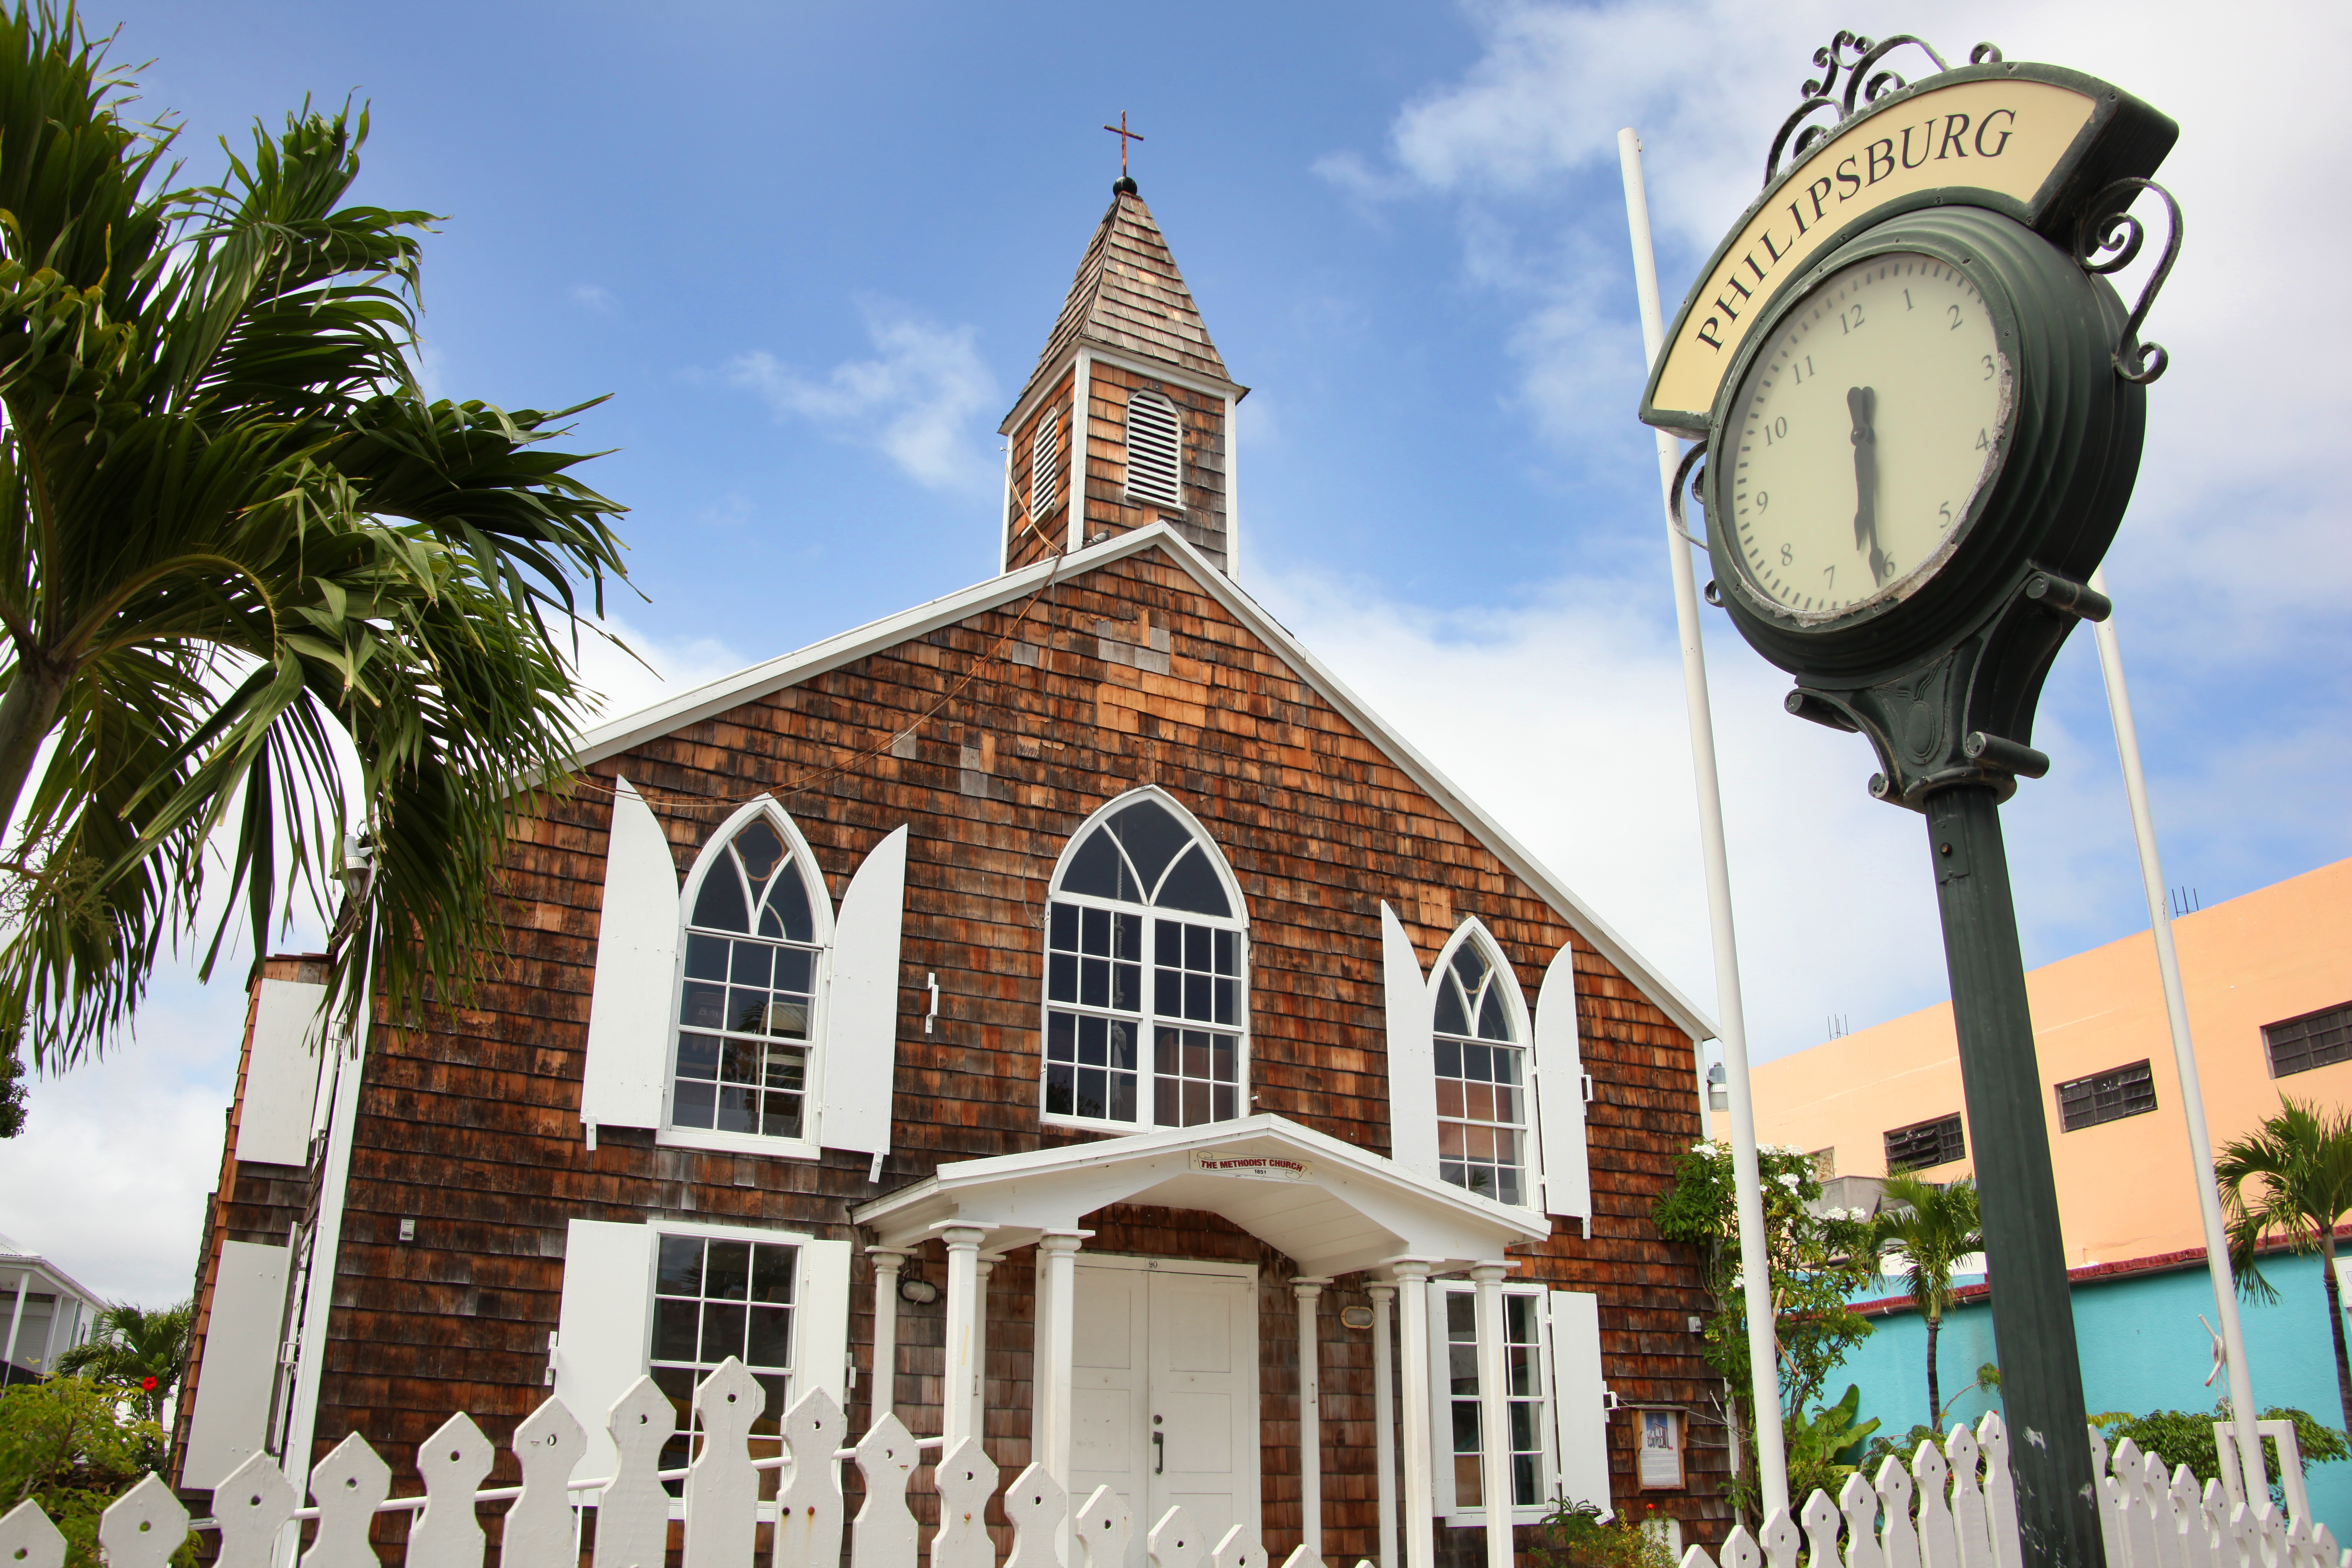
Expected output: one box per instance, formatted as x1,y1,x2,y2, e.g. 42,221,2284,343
1926,784,2104,1568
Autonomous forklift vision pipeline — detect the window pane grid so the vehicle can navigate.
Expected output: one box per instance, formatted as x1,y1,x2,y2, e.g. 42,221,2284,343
1434,941,1527,1207
1446,1290,1546,1511
650,1235,796,1496
2055,1060,2157,1132
675,930,816,1139
1884,1113,1966,1173
2266,1003,2352,1078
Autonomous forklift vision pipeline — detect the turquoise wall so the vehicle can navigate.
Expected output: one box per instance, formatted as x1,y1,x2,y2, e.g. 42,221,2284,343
1831,1253,2352,1537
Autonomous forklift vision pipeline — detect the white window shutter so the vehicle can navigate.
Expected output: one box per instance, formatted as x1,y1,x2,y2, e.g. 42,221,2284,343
553,1219,657,1485
1548,1289,1612,1516
819,826,909,1158
793,1238,854,1410
1382,902,1438,1179
181,1239,291,1488
236,979,328,1166
1532,942,1592,1221
582,777,679,1133
1424,1284,1462,1520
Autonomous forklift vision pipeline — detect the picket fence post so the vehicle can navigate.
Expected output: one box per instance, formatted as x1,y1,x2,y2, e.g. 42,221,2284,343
851,1412,919,1568
508,1396,588,1568
1003,1463,1069,1568
1075,1482,1134,1568
98,1473,189,1568
213,1451,298,1568
0,1498,67,1568
773,1389,846,1568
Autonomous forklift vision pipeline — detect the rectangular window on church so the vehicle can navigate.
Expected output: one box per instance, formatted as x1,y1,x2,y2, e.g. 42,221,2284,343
1441,1287,1548,1514
650,1233,797,1496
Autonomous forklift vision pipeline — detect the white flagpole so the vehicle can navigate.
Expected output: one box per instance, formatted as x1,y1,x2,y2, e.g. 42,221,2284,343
1618,127,1789,1519
2087,565,2267,1505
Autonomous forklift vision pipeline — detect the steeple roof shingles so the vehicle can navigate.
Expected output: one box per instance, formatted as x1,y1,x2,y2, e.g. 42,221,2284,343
1005,187,1238,428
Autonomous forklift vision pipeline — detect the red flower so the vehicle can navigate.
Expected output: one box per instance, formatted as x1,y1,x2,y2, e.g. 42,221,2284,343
141,1376,158,1392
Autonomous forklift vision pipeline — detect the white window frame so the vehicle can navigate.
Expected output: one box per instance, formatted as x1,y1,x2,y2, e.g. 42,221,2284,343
1039,786,1251,1136
1427,1279,1558,1525
661,798,834,1160
1031,404,1063,521
1122,388,1184,512
1428,919,1540,1209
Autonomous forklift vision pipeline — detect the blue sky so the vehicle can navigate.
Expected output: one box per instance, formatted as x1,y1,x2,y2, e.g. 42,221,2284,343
5,0,2346,1302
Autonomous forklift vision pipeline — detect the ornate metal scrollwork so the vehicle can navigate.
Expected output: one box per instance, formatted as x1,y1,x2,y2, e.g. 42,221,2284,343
2074,178,2182,383
1762,33,2004,189
1667,438,1710,551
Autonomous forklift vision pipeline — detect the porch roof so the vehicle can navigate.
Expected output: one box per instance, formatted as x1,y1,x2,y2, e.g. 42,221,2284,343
851,1113,1550,1277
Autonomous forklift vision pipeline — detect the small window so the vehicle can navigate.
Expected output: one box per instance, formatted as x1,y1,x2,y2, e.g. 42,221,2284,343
1043,791,1246,1132
650,1233,797,1490
1031,406,1062,518
672,807,826,1143
2055,1060,2157,1131
1440,1286,1549,1514
1122,389,1183,511
1433,936,1529,1206
2266,1003,2352,1078
1884,1113,1965,1173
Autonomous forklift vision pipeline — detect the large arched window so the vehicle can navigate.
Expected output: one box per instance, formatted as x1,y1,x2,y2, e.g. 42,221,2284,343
671,803,833,1143
1431,925,1532,1205
1042,790,1247,1131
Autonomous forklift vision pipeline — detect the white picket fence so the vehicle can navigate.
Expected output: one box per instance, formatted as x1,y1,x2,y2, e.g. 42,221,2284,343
0,1358,1284,1568
2,1366,2345,1568
1680,1412,2349,1568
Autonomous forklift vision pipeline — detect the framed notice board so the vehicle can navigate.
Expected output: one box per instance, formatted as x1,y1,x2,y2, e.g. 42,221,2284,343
1637,1409,1684,1491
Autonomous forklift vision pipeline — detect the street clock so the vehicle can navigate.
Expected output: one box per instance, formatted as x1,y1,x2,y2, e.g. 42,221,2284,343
1634,33,2181,1568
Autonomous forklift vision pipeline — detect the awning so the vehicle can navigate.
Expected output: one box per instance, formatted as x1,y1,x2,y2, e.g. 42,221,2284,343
852,1113,1550,1276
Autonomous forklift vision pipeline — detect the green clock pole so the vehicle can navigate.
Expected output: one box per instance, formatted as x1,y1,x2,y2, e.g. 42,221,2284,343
1925,784,2103,1568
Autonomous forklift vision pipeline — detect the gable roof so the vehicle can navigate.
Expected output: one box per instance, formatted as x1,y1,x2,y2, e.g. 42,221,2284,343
1001,186,1241,431
574,524,1719,1047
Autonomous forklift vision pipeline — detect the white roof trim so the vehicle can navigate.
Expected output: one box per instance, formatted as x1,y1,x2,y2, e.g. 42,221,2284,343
852,1112,1548,1274
573,524,1719,1044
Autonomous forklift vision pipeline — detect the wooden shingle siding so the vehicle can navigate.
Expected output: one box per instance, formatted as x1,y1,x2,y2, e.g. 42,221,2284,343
1006,372,1075,574
295,547,1725,1557
1083,360,1228,570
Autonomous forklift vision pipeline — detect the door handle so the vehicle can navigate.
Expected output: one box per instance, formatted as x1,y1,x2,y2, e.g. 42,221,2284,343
1153,1430,1165,1475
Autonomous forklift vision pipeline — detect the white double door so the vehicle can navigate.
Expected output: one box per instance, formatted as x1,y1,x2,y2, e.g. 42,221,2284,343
1068,1258,1259,1566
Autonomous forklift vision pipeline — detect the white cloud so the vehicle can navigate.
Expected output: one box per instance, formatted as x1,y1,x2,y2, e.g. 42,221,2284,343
566,613,751,730
727,304,1001,493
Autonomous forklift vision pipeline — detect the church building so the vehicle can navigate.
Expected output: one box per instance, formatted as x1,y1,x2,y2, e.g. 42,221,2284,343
171,176,1730,1566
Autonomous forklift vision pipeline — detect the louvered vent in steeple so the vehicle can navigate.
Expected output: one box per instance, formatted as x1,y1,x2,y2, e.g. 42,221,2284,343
1123,390,1183,511
1031,406,1062,519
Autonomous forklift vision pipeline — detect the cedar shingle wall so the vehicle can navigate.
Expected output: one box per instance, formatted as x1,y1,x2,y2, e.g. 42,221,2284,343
313,549,1726,1553
1081,359,1228,570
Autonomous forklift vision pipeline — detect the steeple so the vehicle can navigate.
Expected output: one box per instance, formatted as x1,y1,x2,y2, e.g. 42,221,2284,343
999,182,1247,578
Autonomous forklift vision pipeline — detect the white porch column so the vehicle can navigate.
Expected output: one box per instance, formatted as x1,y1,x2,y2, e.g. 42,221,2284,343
970,1256,997,1447
1392,1263,1436,1568
1471,1264,1513,1568
1295,1278,1328,1561
869,1248,908,1430
941,1226,986,1454
1035,1232,1085,1484
1369,1284,1399,1568
3,1269,26,1370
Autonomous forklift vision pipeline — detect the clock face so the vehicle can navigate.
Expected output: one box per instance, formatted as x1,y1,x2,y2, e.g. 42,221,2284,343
1725,253,2011,621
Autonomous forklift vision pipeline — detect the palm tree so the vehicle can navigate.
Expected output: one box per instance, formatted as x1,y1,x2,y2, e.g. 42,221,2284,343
0,5,630,1068
53,1298,193,1420
1870,1173,1984,1428
2215,1098,2352,1433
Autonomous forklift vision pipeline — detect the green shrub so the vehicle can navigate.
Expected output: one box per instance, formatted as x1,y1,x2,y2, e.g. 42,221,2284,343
0,1375,178,1568
1534,1496,1681,1568
2089,1403,2347,1508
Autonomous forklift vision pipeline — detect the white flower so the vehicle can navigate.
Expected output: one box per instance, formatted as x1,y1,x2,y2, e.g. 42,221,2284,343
1775,1173,1802,1190
1690,1142,1713,1155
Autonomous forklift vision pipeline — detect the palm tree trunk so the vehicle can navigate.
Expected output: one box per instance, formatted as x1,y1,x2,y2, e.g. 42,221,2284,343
2321,1228,2352,1434
1926,1310,1943,1429
0,650,70,845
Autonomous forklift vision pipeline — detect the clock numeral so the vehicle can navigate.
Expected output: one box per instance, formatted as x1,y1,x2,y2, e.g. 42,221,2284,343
1761,415,1789,446
1939,501,1954,526
1822,565,1836,589
1839,303,1865,334
1948,303,1965,331
1975,427,1991,451
1903,288,1914,312
1779,542,1792,565
1791,354,1816,385
1756,490,1771,512
1981,354,1995,381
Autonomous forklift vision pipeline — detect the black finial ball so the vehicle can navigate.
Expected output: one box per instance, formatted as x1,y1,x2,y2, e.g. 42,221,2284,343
1113,175,1137,196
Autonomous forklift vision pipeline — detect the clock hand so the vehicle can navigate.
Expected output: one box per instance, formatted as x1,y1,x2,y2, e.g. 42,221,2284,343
1848,385,1886,585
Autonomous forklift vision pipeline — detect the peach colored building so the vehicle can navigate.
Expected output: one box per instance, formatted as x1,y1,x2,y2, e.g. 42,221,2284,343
1717,857,2352,1266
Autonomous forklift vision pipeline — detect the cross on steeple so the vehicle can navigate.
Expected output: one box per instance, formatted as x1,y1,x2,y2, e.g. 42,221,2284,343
1102,111,1144,180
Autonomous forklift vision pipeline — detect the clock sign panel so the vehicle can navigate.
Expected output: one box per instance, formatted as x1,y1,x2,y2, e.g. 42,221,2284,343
1727,254,2010,622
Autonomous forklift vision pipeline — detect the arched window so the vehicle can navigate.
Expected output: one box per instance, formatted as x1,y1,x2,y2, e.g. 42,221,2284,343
672,804,833,1142
1031,405,1062,519
1122,389,1183,511
1043,790,1247,1130
1432,928,1531,1205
